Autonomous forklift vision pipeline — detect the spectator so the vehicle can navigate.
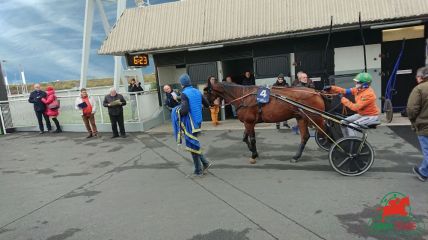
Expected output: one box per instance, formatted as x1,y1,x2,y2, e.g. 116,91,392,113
207,76,220,126
407,66,428,182
225,76,237,118
103,87,127,138
163,84,180,111
41,86,62,133
241,71,255,86
28,83,52,134
128,78,144,121
273,73,289,87
273,73,290,129
292,71,315,88
75,88,98,138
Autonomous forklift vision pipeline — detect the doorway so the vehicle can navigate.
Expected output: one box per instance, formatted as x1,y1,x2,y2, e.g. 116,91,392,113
294,49,334,90
221,58,254,118
222,58,254,84
381,27,426,112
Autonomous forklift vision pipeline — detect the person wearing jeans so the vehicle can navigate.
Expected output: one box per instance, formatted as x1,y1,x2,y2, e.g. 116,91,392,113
28,83,51,134
407,66,428,181
103,88,127,138
75,88,98,138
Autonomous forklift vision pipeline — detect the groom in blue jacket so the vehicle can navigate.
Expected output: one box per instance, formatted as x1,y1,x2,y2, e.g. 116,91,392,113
174,74,211,177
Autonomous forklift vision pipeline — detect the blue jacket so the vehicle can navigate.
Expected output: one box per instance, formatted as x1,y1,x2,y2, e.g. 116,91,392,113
181,86,205,128
171,106,201,154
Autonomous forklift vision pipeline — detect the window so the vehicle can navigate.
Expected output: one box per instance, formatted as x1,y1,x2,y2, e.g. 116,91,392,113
187,62,218,85
254,55,290,78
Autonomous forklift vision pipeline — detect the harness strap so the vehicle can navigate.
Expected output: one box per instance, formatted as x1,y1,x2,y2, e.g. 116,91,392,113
224,90,257,106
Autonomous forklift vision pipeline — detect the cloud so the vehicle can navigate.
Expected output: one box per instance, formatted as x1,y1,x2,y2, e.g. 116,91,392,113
0,0,175,83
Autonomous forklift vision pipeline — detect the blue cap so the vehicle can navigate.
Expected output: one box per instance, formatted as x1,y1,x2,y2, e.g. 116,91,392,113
179,74,191,86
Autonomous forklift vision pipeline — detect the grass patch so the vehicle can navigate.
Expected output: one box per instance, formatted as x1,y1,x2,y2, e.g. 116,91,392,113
10,74,157,94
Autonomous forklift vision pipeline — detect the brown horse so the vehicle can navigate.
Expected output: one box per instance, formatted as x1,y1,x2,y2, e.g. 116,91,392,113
206,82,326,164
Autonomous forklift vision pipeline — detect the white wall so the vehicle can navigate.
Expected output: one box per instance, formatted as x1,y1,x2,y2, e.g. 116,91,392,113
157,66,186,86
335,44,381,72
334,44,382,109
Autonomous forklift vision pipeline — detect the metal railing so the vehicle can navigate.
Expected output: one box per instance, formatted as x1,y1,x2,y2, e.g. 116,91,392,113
0,90,161,133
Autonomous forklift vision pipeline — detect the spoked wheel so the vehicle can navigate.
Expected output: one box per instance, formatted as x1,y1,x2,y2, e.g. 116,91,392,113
384,99,393,123
329,137,375,176
315,121,343,151
315,130,332,151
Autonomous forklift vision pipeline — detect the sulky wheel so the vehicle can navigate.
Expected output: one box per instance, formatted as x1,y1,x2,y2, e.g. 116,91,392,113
384,99,393,123
329,137,375,176
315,129,332,151
315,120,342,151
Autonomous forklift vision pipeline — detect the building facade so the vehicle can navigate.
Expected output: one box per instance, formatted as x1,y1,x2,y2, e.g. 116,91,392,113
99,0,428,119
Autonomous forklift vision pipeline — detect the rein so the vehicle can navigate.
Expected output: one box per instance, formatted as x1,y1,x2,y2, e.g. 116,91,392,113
224,90,257,106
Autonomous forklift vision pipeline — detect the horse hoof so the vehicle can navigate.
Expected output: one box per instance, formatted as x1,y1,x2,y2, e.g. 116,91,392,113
249,158,257,164
290,158,298,163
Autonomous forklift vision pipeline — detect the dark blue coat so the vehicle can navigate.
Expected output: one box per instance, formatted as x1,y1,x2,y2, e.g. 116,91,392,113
28,90,47,112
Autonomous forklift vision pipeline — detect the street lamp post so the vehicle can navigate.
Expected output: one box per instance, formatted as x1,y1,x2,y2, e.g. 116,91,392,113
19,64,28,94
1,60,11,96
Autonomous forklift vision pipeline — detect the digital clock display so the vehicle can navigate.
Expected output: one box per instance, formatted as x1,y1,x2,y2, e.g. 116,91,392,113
126,53,149,67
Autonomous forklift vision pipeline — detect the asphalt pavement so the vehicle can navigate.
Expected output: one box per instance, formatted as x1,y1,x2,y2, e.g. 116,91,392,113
0,125,427,240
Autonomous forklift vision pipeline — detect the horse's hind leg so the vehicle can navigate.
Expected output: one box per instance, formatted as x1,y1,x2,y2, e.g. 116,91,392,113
244,122,258,164
291,118,310,163
250,133,258,159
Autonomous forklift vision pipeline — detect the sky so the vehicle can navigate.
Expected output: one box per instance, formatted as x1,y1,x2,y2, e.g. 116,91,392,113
0,0,177,84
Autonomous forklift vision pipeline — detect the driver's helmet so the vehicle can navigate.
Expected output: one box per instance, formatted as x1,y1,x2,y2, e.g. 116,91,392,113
353,72,372,84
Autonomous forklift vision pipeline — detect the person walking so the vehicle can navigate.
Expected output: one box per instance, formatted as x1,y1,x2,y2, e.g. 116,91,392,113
273,73,290,129
207,76,220,126
75,88,98,138
171,74,211,177
103,87,127,138
128,78,144,120
28,83,52,134
407,66,428,182
41,86,62,133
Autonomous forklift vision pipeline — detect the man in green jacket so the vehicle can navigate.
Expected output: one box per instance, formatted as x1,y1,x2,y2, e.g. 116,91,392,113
407,66,428,182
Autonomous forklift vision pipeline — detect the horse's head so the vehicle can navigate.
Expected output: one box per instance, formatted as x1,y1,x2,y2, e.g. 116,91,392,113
204,82,225,105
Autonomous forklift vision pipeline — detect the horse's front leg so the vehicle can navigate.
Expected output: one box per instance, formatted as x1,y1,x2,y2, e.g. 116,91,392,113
244,122,258,164
291,118,310,163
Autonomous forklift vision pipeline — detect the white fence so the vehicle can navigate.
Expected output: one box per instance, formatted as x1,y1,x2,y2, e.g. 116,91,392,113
0,90,164,134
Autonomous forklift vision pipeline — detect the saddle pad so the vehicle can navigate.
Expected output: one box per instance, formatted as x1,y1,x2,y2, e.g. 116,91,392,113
256,87,270,104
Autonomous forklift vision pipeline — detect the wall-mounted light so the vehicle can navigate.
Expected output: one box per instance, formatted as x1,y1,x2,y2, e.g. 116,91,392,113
188,44,224,51
370,20,422,29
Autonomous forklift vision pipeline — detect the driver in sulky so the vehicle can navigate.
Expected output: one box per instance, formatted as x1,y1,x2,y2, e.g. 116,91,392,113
324,72,380,136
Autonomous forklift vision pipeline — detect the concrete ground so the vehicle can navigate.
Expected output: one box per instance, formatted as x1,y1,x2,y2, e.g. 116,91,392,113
0,117,427,240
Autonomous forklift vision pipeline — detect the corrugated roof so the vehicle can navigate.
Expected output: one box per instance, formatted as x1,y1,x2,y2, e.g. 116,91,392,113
99,0,428,55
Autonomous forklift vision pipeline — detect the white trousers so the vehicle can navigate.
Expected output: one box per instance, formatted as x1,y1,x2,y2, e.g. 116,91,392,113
341,114,380,136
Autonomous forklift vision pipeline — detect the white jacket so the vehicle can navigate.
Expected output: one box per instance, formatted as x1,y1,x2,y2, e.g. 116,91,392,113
75,96,97,115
